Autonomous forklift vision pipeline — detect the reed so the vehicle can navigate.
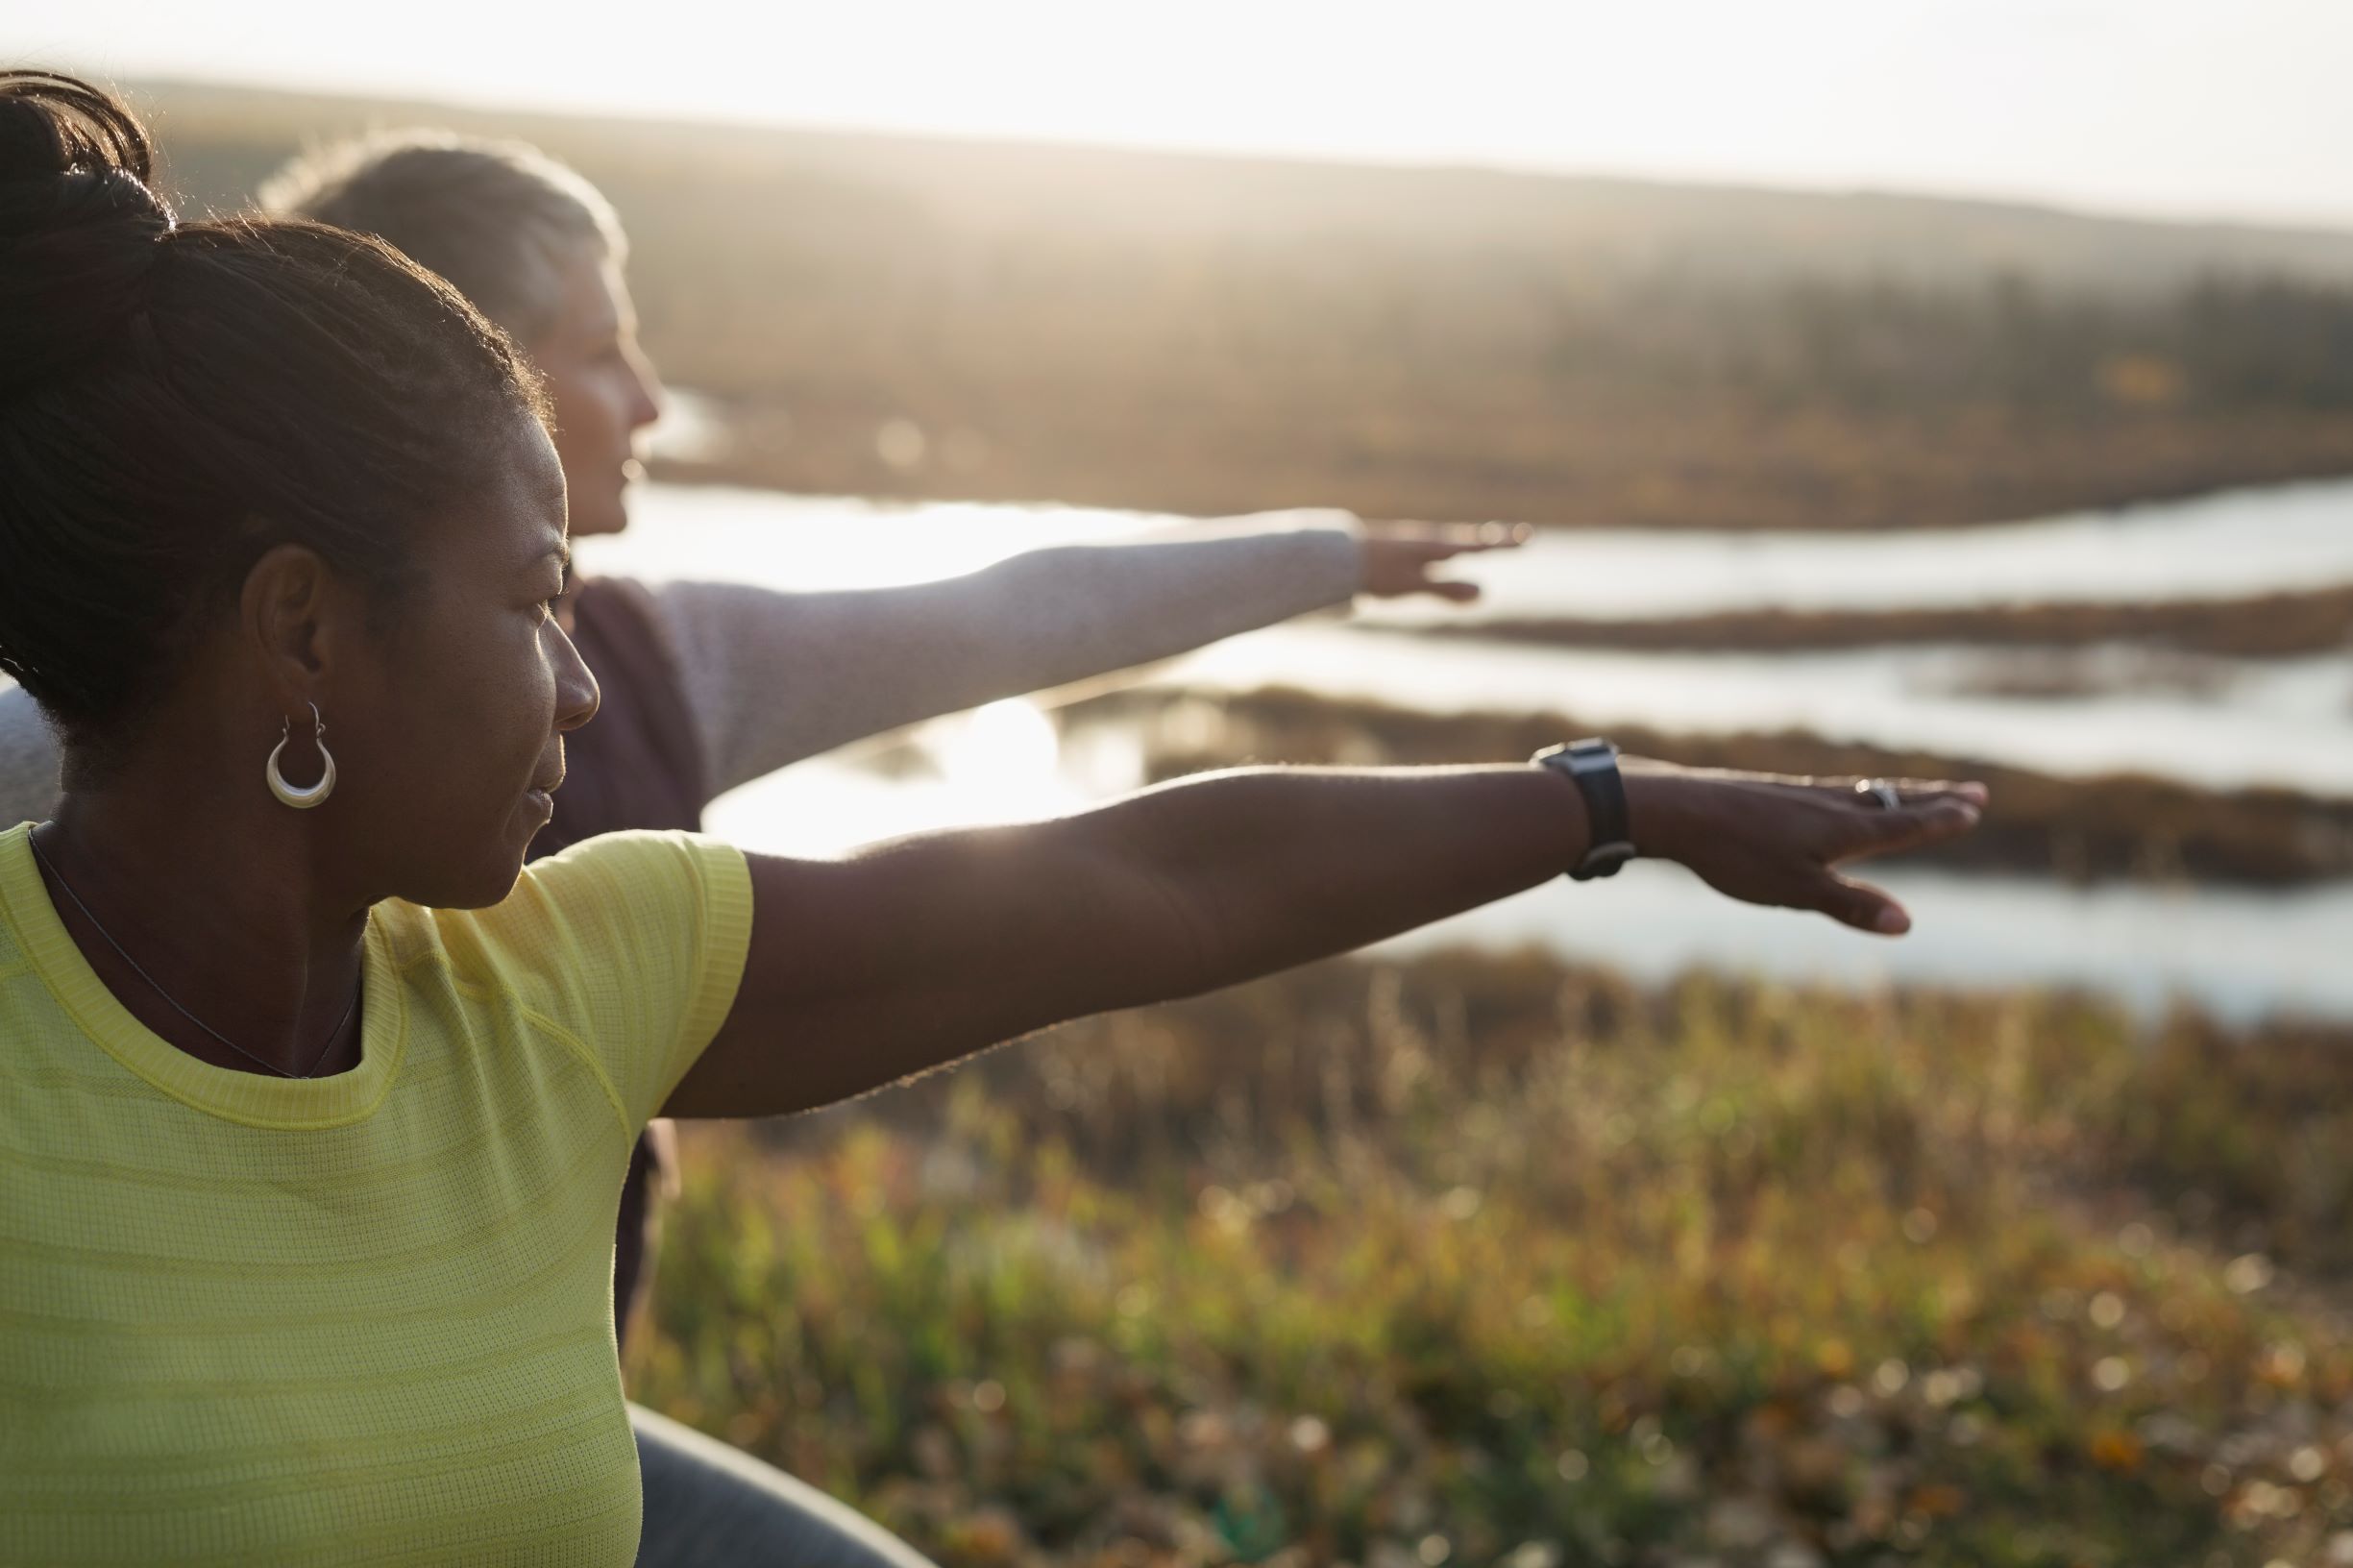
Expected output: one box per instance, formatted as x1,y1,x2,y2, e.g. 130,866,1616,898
629,955,2353,1566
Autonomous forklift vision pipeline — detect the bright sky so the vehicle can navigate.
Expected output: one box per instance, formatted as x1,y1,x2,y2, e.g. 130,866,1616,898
22,0,2353,229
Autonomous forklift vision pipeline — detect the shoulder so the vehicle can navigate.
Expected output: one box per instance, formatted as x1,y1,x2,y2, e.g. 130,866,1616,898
381,832,754,1121
517,828,748,921
383,832,746,991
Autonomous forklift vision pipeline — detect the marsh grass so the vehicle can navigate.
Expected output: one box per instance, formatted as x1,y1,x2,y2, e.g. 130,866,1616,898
628,955,2353,1565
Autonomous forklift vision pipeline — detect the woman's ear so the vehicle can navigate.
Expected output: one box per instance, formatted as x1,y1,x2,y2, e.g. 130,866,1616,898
239,543,338,703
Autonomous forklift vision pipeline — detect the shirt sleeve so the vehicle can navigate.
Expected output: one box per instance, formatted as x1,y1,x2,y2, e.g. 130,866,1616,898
0,683,62,828
653,519,1365,798
483,830,755,1131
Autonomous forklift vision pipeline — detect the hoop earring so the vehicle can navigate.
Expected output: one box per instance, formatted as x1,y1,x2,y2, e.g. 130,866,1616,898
265,702,337,810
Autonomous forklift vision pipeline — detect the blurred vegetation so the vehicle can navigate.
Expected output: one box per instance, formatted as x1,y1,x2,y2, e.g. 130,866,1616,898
629,955,2353,1566
138,80,2353,528
1422,585,2353,658
1053,687,2353,885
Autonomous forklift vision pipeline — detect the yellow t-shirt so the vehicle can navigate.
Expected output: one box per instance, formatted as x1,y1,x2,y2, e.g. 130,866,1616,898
0,823,753,1567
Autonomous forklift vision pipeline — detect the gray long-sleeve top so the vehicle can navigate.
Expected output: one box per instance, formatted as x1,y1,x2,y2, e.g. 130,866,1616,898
0,523,1364,824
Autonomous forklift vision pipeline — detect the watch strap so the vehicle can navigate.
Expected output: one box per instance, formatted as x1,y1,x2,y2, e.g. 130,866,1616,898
1533,738,1637,880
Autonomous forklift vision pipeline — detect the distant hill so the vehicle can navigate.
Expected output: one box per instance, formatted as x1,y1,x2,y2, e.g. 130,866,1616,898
132,78,2353,527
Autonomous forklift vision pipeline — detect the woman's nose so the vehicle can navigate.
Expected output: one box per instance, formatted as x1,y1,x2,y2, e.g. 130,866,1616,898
626,347,663,431
553,625,601,733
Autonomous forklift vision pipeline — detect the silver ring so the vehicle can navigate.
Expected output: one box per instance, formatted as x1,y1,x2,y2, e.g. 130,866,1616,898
1855,779,1901,810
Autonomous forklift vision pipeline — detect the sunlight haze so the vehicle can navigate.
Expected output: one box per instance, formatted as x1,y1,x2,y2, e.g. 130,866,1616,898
21,0,2353,228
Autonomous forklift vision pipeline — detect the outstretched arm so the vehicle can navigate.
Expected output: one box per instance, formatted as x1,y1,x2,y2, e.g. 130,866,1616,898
654,516,1517,796
667,758,1984,1118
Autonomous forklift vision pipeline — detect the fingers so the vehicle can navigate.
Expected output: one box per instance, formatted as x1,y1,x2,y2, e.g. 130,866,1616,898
1358,531,1513,599
1819,774,1989,856
1841,796,1983,859
1397,536,1488,565
1875,779,1989,808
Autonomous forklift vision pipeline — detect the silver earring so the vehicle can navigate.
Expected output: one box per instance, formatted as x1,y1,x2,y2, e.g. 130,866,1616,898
265,701,337,810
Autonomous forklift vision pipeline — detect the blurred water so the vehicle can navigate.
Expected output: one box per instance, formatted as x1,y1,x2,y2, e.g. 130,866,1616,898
1372,868,2353,1026
1154,626,2353,793
589,473,2353,612
581,481,2353,793
1363,476,2353,623
577,477,2353,1018
577,482,1160,589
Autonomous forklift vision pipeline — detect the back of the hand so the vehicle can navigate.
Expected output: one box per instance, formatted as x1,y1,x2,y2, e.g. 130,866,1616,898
1622,761,1987,935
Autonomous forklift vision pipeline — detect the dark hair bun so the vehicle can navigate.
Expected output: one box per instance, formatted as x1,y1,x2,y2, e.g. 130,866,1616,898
0,70,175,396
0,69,544,755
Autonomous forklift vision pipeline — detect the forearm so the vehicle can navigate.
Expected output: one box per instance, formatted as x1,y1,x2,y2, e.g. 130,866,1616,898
948,527,1363,690
657,526,1361,796
1114,764,1586,992
685,763,1584,1115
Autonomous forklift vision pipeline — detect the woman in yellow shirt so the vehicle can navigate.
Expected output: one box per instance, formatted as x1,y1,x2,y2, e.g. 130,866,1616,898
0,72,1983,1566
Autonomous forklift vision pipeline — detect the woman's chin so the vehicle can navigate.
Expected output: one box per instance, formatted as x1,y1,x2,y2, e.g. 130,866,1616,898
565,490,631,539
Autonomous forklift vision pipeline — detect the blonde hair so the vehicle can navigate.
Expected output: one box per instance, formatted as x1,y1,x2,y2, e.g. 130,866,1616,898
258,130,626,344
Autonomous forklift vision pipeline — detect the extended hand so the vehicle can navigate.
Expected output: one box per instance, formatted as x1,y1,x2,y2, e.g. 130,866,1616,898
1360,521,1530,601
1625,763,1989,935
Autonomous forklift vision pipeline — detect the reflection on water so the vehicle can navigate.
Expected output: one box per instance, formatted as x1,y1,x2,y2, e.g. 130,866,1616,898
1155,626,2353,794
1372,868,2353,1027
1363,474,2353,624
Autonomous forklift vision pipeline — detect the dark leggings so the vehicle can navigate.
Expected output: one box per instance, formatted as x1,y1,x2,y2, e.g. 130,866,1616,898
631,1405,939,1568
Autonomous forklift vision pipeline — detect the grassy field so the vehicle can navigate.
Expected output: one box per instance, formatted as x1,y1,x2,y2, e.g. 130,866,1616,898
625,955,2353,1566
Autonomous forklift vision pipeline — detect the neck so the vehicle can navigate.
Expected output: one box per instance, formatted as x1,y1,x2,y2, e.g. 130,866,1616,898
37,746,369,1079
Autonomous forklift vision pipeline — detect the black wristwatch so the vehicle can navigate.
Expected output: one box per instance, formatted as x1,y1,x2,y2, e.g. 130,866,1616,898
1533,738,1637,880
